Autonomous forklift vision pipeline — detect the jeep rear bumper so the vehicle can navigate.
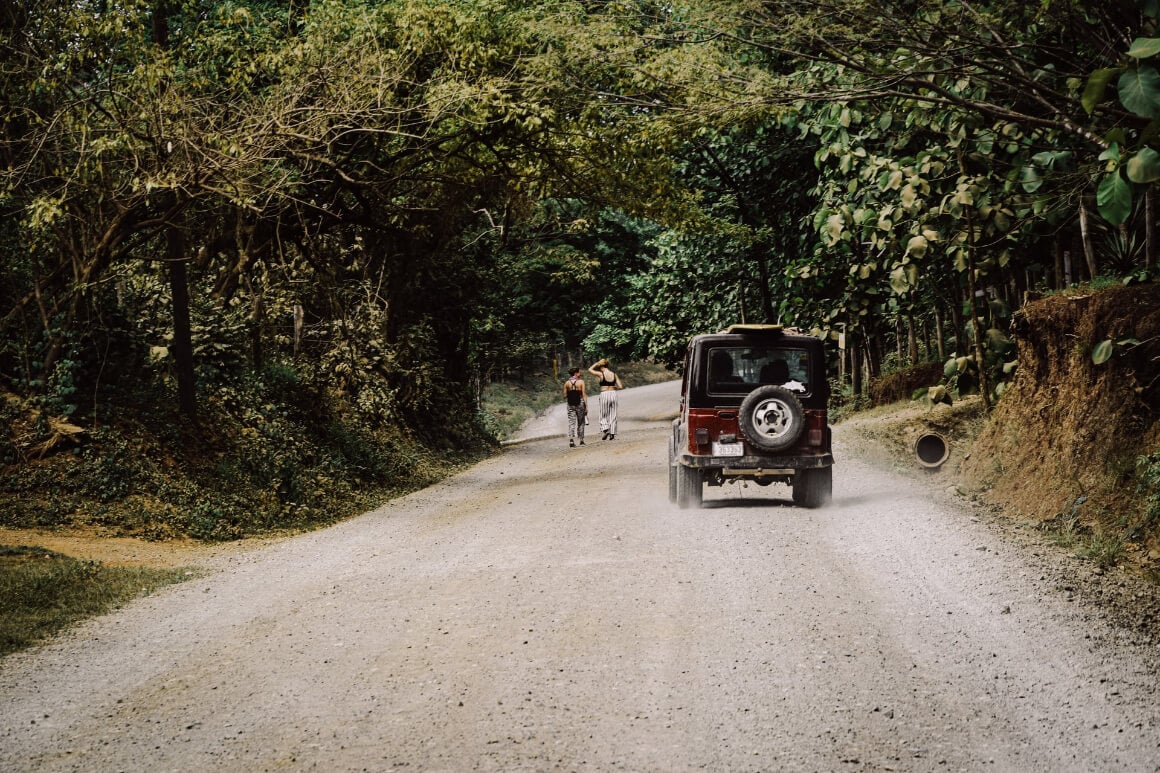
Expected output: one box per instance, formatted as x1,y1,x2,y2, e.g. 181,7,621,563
676,453,833,471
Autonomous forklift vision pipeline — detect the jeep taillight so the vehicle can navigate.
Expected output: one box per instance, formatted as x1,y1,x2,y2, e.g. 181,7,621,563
806,411,828,448
695,427,710,446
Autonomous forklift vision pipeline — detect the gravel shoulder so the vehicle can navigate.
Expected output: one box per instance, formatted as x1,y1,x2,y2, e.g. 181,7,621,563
836,398,1160,651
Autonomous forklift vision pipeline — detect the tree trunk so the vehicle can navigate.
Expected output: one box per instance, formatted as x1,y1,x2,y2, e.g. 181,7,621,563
866,326,882,381
153,3,194,419
907,314,918,365
167,223,197,419
964,232,992,413
838,329,846,385
1148,187,1156,268
934,306,946,360
1078,198,1098,281
750,243,776,323
251,292,264,369
293,304,304,356
949,289,966,356
849,330,862,398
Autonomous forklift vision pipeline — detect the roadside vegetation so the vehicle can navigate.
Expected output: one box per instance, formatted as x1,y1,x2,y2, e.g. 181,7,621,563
0,546,190,657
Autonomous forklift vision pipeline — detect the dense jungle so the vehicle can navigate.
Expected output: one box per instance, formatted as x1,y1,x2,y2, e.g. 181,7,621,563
1,1,1159,561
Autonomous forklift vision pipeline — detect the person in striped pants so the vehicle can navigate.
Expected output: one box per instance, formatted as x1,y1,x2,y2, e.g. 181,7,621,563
587,359,624,440
563,367,588,447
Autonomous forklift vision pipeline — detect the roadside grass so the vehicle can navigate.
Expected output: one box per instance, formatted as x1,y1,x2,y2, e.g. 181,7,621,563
0,546,192,657
1038,520,1127,570
481,360,676,440
1035,497,1130,571
481,370,564,440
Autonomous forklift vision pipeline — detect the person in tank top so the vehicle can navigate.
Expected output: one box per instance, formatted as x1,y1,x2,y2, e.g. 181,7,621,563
587,358,623,440
563,367,588,447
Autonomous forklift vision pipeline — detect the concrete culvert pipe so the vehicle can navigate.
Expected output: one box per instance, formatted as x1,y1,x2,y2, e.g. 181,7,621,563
914,432,950,468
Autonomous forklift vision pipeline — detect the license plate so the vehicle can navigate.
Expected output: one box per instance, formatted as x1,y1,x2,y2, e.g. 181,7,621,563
713,442,744,457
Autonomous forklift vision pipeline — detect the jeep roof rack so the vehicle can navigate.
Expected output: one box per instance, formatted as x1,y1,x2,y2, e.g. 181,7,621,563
723,324,783,334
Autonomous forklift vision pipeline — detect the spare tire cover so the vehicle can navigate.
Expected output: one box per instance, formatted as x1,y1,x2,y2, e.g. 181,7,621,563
738,385,805,452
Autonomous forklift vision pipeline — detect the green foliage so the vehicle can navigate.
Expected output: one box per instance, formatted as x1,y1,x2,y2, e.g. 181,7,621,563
1034,451,1160,569
828,377,871,423
1092,336,1142,365
1076,532,1127,569
0,361,486,541
582,118,822,367
1038,494,1092,550
922,296,1015,405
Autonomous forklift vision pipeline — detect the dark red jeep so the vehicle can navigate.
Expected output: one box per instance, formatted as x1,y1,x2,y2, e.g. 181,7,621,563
668,325,834,509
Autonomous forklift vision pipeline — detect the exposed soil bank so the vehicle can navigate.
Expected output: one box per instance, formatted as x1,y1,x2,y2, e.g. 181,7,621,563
961,284,1160,566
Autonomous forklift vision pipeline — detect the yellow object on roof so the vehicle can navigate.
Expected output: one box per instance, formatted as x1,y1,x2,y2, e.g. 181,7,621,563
724,324,783,334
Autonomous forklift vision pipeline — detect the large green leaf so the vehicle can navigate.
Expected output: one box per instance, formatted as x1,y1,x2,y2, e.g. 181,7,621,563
1082,68,1122,114
1020,165,1043,193
1096,172,1133,224
1031,150,1072,170
905,234,928,257
1128,38,1160,59
888,263,918,295
1117,66,1160,118
1126,147,1160,183
927,385,952,406
1092,339,1114,364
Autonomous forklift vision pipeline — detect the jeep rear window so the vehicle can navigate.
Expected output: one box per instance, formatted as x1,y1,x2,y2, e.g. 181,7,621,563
706,347,811,395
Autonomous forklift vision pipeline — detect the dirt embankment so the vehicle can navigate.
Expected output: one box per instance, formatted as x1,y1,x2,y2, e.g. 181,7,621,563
958,285,1160,562
855,284,1160,571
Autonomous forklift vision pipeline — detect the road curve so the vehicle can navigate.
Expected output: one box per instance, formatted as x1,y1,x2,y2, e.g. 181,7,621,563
2,380,1158,771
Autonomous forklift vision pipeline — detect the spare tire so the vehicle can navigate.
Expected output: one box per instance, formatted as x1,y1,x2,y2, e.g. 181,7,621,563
738,385,805,452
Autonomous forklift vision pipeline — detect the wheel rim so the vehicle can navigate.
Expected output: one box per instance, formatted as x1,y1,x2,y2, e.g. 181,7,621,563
751,397,795,441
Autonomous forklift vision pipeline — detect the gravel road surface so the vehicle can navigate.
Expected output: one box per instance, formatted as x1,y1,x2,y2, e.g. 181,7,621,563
2,381,1158,771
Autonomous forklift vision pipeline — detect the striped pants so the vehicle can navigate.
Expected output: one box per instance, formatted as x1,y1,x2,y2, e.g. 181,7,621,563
567,403,586,441
597,389,618,435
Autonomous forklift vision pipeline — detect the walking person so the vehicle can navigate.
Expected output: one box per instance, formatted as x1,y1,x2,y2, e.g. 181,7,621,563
587,358,623,440
563,367,588,447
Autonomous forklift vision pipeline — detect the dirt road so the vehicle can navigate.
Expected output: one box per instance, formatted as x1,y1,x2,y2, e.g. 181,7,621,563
2,381,1159,771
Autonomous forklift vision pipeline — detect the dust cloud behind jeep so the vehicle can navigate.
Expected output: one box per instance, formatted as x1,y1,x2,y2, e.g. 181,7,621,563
668,324,833,509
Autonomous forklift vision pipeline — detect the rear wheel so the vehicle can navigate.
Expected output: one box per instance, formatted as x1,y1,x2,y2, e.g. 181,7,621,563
676,464,703,509
792,466,832,508
667,440,678,503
